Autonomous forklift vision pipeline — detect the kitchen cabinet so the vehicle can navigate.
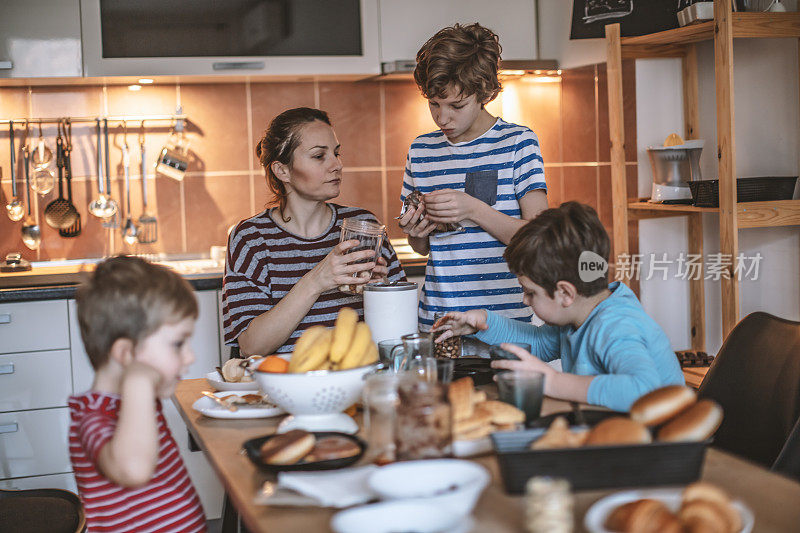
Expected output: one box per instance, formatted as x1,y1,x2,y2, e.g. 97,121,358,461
0,289,226,520
378,0,538,63
80,0,380,78
605,2,800,348
0,0,83,79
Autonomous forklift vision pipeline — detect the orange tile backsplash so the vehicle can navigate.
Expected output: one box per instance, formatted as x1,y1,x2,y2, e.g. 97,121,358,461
0,64,637,262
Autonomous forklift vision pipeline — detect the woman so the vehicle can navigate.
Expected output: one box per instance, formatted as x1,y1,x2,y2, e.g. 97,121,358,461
222,107,405,356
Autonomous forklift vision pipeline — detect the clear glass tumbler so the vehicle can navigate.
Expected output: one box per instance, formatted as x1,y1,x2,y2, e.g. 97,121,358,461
363,372,400,465
339,218,385,294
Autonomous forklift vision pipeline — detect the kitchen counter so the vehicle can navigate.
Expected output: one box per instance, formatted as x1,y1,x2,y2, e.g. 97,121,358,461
0,246,427,303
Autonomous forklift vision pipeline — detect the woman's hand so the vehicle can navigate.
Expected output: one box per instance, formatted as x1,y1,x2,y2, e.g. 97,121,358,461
370,256,389,283
424,189,479,224
398,203,436,238
309,239,377,293
431,310,488,342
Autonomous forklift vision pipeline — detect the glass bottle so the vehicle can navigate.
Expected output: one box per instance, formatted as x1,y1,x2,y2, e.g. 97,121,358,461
394,374,451,460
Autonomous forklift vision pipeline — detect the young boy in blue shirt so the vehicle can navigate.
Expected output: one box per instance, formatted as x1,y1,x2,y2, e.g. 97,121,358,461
398,23,549,330
435,202,685,412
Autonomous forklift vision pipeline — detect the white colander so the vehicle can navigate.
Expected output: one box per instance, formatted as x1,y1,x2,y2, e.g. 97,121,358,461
254,364,376,434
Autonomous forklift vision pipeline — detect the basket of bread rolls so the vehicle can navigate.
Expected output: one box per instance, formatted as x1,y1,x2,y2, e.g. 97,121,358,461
491,386,723,493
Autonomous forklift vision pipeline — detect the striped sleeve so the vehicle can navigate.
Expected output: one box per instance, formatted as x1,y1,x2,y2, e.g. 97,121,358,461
78,411,115,463
513,130,547,198
400,153,414,203
222,222,273,346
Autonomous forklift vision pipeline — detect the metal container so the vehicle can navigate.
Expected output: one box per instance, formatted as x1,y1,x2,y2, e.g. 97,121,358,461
647,140,704,202
363,281,418,344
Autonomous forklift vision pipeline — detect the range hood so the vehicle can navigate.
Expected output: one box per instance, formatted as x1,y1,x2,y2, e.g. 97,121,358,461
380,0,558,78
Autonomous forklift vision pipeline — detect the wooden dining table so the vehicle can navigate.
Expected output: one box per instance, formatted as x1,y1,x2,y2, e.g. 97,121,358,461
173,378,800,532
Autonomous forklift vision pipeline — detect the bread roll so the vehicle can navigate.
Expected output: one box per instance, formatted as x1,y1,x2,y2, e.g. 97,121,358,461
630,386,697,427
683,483,741,532
604,499,682,532
585,417,652,446
304,436,361,462
259,430,316,465
657,400,723,442
679,500,733,533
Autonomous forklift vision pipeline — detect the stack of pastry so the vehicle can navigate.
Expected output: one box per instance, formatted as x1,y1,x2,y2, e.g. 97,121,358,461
604,482,743,533
448,377,525,441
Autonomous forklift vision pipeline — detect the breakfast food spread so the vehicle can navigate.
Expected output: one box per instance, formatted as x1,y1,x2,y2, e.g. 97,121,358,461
604,482,742,533
305,436,362,462
447,377,525,442
286,308,378,373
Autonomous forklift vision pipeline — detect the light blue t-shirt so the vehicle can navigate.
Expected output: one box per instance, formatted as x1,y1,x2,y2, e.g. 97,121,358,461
475,282,684,412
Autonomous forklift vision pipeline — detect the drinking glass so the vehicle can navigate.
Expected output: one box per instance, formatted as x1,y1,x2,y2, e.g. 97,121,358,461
362,372,399,465
496,370,545,423
378,339,403,367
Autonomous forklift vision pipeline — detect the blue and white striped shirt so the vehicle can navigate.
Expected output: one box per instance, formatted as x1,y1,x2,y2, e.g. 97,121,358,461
401,118,547,329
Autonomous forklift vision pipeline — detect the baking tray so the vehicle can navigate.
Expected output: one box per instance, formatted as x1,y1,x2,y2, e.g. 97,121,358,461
491,427,708,493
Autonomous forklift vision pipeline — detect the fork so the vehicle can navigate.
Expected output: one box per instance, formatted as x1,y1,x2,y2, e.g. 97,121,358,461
201,391,238,412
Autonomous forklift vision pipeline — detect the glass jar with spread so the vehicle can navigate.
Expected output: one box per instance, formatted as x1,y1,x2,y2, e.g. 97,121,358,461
433,312,462,358
339,218,385,294
394,374,452,460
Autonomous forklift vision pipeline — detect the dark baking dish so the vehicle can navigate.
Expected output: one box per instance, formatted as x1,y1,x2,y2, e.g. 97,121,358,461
242,431,366,472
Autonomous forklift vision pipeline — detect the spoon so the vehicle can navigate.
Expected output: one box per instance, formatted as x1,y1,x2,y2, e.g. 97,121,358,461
88,118,118,219
5,121,23,222
120,130,139,245
20,146,41,250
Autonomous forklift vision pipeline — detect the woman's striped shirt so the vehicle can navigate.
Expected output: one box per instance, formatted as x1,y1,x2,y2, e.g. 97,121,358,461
68,392,206,533
401,118,547,329
222,204,405,353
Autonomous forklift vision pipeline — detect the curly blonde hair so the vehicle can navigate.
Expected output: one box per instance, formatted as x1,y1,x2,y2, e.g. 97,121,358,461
414,23,502,103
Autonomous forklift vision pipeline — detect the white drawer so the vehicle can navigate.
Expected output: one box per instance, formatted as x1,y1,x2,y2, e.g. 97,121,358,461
0,350,72,412
0,408,72,479
0,473,77,493
0,300,70,354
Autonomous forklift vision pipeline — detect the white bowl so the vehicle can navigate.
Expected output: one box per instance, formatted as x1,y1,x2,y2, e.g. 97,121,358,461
253,364,376,434
368,459,490,518
205,371,260,392
331,501,467,533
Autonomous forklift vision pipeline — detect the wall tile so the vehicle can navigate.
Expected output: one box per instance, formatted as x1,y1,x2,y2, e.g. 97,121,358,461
0,216,37,262
319,82,381,168
502,79,562,165
384,81,434,168
561,66,597,163
179,83,249,173
252,172,274,216
562,166,598,211
0,88,29,181
184,174,251,253
386,168,406,239
545,167,563,208
336,170,385,222
598,60,638,163
250,82,316,170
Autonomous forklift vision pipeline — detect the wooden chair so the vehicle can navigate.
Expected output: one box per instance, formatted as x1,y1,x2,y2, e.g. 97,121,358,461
698,312,800,468
0,488,86,533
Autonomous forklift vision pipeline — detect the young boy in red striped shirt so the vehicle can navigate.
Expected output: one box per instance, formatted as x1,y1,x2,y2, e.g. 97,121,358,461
69,256,206,532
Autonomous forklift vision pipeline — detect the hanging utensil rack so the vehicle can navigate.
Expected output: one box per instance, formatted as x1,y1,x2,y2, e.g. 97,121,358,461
0,111,187,128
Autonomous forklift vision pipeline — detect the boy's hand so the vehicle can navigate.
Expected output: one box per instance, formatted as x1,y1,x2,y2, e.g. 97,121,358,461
398,203,436,238
424,189,478,224
491,343,556,381
432,310,488,342
123,360,162,388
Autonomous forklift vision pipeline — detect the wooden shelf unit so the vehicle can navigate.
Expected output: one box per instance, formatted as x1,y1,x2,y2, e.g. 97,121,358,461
606,0,800,351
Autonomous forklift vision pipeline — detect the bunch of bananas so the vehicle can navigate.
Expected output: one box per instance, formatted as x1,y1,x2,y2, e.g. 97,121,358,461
287,307,379,373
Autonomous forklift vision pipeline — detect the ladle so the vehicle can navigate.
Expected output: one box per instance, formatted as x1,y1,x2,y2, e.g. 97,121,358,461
5,121,23,221
88,118,118,219
20,146,40,250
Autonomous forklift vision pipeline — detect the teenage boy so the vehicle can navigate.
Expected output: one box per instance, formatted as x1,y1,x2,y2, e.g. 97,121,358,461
398,23,549,330
435,202,685,412
69,256,206,532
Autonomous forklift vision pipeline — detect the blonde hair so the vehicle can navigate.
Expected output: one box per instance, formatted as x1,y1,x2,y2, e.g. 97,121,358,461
255,107,332,222
414,23,502,103
76,255,198,369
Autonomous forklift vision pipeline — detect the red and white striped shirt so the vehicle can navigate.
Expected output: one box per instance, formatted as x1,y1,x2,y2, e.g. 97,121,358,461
223,204,405,354
68,392,206,533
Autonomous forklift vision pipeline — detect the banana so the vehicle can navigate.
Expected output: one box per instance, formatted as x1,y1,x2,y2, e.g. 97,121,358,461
340,322,373,370
289,326,328,372
358,341,379,367
292,329,333,373
330,307,358,363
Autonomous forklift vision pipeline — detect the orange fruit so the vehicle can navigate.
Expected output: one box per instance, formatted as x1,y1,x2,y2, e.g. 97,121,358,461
258,355,289,373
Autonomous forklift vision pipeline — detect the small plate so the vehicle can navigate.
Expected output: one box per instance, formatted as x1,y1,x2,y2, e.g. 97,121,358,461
331,501,469,533
242,432,366,472
205,370,260,392
584,488,754,533
192,391,284,419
